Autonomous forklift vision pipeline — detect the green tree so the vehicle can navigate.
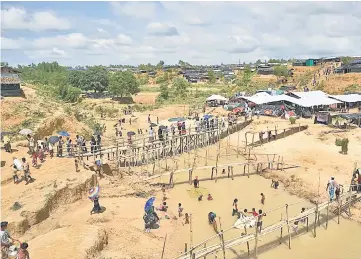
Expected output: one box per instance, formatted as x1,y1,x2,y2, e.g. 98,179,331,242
84,66,109,92
159,83,170,100
172,77,189,97
341,56,353,65
138,74,149,85
255,59,262,64
273,65,289,78
156,60,165,70
109,71,140,97
207,70,216,84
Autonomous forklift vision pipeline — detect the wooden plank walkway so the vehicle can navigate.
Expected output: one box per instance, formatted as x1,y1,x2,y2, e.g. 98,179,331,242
172,191,360,259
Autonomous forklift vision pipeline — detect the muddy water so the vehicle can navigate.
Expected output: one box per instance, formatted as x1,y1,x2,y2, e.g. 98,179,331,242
161,168,361,259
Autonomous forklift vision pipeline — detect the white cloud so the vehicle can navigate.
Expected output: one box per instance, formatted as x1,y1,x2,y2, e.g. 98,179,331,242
147,22,179,36
25,48,68,60
2,2,361,66
1,37,23,50
111,1,157,19
1,7,71,31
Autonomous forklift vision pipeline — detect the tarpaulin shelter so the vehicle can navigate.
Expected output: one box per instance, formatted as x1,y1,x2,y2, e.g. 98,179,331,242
206,94,228,102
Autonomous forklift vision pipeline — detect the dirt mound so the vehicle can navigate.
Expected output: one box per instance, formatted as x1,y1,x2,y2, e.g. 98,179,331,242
35,114,90,138
323,73,361,94
28,225,108,259
9,173,97,236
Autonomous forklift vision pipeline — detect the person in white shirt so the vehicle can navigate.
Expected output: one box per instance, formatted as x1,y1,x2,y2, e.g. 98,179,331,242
149,127,154,142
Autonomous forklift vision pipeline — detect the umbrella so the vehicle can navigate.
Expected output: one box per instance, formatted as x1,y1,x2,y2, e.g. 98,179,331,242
58,131,70,137
127,131,136,136
144,197,156,212
177,117,186,122
49,136,59,144
203,114,213,120
168,117,179,122
233,107,243,113
19,129,32,135
88,186,100,200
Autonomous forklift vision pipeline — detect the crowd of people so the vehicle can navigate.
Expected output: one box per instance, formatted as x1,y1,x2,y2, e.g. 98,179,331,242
1,221,30,259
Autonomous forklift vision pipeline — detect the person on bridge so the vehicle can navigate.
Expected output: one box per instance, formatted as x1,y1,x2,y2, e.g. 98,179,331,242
326,177,338,202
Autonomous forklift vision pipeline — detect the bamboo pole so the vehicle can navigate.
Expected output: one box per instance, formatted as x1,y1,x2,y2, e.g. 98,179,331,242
218,217,226,259
254,216,260,259
203,243,207,259
286,204,291,249
244,226,250,256
161,234,168,259
279,213,283,244
190,213,193,259
338,199,342,224
326,201,330,229
314,204,318,238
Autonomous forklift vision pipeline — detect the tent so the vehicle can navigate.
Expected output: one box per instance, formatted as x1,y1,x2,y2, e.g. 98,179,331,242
206,95,228,102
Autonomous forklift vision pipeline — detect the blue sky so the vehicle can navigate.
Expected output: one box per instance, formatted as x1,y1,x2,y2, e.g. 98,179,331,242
1,1,361,66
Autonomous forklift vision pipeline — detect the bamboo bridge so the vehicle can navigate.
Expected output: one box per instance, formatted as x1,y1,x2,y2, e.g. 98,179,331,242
79,119,309,170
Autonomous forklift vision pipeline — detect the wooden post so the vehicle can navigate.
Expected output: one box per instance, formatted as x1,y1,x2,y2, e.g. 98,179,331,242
306,217,309,232
314,204,318,238
190,213,193,259
219,217,226,259
286,204,291,249
185,243,188,253
161,234,167,259
326,201,330,229
254,215,260,259
203,243,207,259
348,190,352,216
338,199,342,224
244,226,250,256
279,213,283,244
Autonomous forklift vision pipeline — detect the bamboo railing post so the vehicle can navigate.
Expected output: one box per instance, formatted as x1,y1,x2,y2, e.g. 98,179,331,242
314,204,318,238
279,213,283,244
348,190,352,216
185,243,188,253
219,217,226,259
306,217,309,232
254,216,260,259
286,204,291,249
337,199,342,224
190,214,193,259
244,226,250,256
326,201,330,229
203,243,207,259
161,233,167,259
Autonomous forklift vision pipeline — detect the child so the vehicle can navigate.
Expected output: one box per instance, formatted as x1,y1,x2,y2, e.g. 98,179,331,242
162,184,167,201
257,209,267,233
260,193,265,205
75,159,80,172
232,199,238,216
38,147,45,163
249,208,259,217
183,213,190,225
222,169,226,174
49,143,54,158
31,152,37,167
193,177,199,188
178,203,183,217
12,166,19,184
207,194,213,200
17,242,30,259
198,195,203,201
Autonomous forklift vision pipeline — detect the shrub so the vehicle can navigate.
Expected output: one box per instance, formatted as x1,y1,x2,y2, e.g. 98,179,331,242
335,138,349,154
289,117,296,124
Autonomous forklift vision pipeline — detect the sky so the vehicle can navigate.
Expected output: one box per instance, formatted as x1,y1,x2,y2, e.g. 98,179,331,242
1,1,361,67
